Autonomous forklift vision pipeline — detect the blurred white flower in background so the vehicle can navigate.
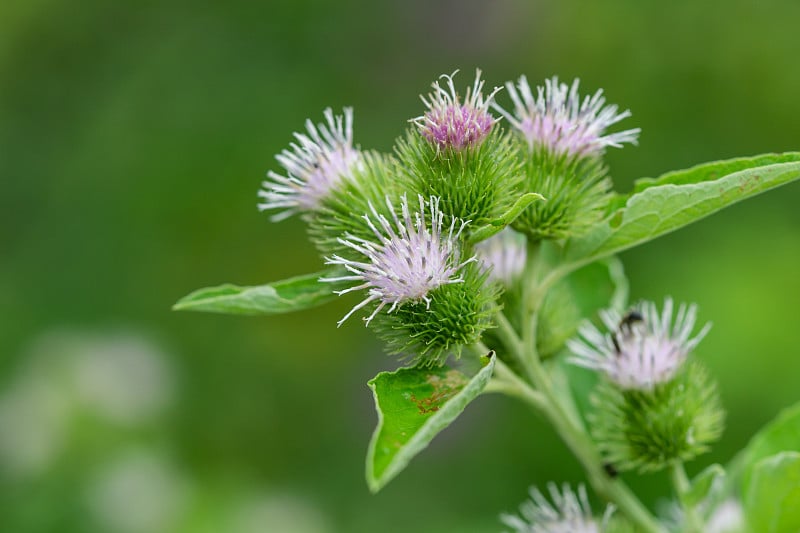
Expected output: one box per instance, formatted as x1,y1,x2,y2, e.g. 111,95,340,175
67,333,174,424
228,490,333,533
0,328,334,533
0,329,174,478
0,373,71,477
85,449,189,533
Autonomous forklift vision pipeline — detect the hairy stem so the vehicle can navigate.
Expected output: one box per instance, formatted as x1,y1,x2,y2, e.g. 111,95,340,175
491,238,666,533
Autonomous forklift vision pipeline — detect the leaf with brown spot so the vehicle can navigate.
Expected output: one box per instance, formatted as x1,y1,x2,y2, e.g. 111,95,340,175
365,356,495,492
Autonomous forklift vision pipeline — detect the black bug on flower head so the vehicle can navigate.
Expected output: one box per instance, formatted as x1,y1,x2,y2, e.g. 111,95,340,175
619,310,644,332
611,309,644,353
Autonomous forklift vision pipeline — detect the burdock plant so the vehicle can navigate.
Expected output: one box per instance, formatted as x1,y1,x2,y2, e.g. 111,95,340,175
175,70,800,533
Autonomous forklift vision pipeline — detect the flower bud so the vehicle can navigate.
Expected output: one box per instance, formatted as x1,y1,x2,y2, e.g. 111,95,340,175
307,151,402,260
399,71,522,225
589,361,725,473
493,76,639,241
322,195,498,366
412,69,499,152
570,299,724,472
474,227,527,286
259,107,362,220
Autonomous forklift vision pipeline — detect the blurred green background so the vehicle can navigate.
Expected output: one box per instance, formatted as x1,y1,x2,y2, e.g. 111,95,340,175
2,0,799,531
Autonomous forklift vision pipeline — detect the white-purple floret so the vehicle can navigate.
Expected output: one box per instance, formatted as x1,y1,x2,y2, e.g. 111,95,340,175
493,75,640,159
567,298,711,390
475,228,527,286
258,107,361,220
501,483,607,533
322,195,475,326
412,70,501,151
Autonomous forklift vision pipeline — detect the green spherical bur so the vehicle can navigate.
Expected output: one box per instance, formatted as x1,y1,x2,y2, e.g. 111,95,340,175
371,263,500,367
307,152,402,260
396,128,522,225
513,147,612,241
589,361,725,473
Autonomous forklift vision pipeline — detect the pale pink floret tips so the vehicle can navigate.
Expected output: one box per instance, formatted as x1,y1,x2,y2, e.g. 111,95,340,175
258,107,361,220
501,483,608,533
413,70,501,151
475,228,527,286
322,195,475,327
567,298,711,390
493,75,640,159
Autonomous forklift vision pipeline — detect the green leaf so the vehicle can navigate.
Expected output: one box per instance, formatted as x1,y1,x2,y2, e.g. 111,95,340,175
365,355,495,492
561,153,800,269
730,401,800,490
685,463,725,508
538,255,628,359
172,270,349,316
744,452,800,533
469,192,545,243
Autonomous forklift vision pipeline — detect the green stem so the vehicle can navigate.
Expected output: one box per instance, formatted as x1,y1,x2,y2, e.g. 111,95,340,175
494,237,666,533
672,462,704,532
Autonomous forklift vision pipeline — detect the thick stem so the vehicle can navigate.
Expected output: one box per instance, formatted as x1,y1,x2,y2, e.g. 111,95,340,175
517,383,665,533
496,238,666,533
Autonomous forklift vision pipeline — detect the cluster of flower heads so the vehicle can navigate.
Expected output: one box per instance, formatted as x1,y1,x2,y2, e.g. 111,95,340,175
257,69,640,349
501,483,610,533
322,194,473,327
568,298,711,390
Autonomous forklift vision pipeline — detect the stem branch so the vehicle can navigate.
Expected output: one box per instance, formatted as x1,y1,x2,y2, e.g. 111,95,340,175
492,237,666,533
672,462,704,532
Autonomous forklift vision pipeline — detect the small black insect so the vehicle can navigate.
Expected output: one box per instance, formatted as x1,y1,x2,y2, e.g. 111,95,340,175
619,310,644,332
611,309,644,354
603,462,619,478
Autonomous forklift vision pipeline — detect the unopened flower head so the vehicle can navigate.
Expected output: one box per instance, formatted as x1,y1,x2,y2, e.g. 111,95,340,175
568,298,711,390
323,194,474,326
494,76,640,159
501,483,608,533
412,70,501,151
475,228,527,286
258,107,361,220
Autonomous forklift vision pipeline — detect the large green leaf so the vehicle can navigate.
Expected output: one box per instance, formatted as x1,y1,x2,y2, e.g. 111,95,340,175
173,270,349,315
744,452,800,533
729,401,800,491
366,355,495,492
561,153,800,270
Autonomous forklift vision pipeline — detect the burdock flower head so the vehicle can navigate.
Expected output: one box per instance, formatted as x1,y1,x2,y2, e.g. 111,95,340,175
568,298,711,390
322,194,474,327
501,483,609,533
258,107,362,220
475,228,527,286
573,299,723,473
494,76,640,159
412,69,501,152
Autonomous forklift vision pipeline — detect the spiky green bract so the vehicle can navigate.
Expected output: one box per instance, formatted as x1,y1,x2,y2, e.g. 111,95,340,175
370,262,500,367
395,127,521,226
589,361,724,473
513,145,612,241
307,151,402,260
